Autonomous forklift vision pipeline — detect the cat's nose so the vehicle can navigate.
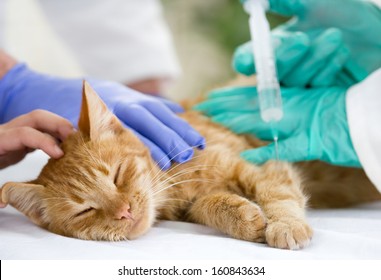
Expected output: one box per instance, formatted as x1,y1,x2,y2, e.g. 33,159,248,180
115,204,133,220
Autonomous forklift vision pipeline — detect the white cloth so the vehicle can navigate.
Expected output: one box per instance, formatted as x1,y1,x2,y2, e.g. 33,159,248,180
1,151,381,259
346,68,381,192
2,0,181,83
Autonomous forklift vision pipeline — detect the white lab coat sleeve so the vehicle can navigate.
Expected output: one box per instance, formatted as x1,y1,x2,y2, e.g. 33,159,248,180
36,0,181,83
371,0,381,9
346,68,381,192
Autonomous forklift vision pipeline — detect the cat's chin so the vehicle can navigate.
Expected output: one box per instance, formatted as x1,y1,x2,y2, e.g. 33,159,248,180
119,199,156,240
126,213,154,240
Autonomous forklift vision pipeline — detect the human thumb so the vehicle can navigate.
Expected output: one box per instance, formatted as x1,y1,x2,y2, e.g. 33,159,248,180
241,144,278,165
233,42,256,76
240,136,309,164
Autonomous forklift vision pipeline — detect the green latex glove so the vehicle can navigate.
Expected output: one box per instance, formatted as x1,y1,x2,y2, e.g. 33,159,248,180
235,0,381,87
195,86,361,167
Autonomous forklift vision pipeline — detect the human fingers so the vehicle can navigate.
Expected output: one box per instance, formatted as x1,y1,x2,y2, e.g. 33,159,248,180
4,110,74,141
115,104,194,163
232,32,309,78
211,112,276,141
240,135,309,165
340,59,369,86
0,127,64,159
207,86,257,99
273,31,310,79
232,42,255,76
310,45,350,87
155,97,184,114
143,101,206,149
282,28,344,87
195,97,258,116
131,130,172,170
336,70,358,88
195,87,259,116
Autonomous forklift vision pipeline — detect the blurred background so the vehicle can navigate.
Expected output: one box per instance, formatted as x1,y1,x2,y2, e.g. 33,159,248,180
163,0,287,100
1,0,288,101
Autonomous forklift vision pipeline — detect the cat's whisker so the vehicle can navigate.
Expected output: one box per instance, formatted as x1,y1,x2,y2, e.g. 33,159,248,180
147,150,220,189
154,198,191,204
152,178,217,196
144,137,221,186
139,163,219,200
153,179,215,198
154,198,194,210
40,197,63,201
150,162,214,186
140,136,224,195
143,136,199,182
138,150,218,200
39,196,75,203
153,137,222,174
151,165,218,192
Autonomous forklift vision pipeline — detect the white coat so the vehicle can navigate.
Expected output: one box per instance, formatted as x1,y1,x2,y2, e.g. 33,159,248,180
346,0,381,191
347,67,381,191
0,0,180,84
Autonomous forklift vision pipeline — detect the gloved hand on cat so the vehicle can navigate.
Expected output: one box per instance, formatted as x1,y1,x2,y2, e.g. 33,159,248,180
0,63,205,169
234,0,381,87
195,85,361,167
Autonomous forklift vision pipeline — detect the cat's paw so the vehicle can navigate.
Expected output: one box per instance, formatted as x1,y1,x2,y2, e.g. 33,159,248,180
232,204,267,243
265,219,313,250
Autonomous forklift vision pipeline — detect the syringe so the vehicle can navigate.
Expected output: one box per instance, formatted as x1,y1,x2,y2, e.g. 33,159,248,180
241,0,283,159
241,0,283,122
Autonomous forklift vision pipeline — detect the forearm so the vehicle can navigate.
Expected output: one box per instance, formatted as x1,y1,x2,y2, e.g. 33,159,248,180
0,50,17,79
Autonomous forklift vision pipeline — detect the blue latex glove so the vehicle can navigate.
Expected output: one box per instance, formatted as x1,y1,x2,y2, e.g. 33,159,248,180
195,86,360,167
235,0,381,87
0,64,205,169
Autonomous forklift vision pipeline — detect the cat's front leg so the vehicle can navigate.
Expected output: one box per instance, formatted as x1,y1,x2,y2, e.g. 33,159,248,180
187,192,266,243
254,161,313,250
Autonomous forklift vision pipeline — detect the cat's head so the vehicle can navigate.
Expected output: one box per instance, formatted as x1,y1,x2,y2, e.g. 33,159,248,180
0,82,165,241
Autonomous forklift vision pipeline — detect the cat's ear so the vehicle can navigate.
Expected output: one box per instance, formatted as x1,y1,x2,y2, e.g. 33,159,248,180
0,182,47,226
78,80,124,140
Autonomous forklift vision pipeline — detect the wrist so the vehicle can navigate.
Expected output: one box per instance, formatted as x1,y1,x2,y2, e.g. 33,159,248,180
0,50,17,79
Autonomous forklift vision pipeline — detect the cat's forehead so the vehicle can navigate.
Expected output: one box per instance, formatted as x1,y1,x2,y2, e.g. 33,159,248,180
45,140,149,182
63,147,146,177
65,131,141,158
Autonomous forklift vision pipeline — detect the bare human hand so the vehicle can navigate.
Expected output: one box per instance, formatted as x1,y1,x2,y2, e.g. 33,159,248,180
0,110,74,170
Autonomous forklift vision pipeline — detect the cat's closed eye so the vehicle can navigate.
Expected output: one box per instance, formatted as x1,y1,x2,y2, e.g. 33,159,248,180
74,207,95,218
113,165,122,185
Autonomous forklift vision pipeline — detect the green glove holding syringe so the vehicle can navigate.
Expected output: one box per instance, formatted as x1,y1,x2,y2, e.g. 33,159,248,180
195,0,381,167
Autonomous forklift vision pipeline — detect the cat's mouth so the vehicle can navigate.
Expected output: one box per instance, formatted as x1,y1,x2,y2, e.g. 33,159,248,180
121,200,154,239
130,217,143,232
126,212,151,240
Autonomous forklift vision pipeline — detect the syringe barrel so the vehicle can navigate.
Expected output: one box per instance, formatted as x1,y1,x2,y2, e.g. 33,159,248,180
257,87,283,122
244,0,283,122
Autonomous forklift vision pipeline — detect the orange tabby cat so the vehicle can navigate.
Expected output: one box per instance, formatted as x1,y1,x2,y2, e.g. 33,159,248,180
1,81,379,249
